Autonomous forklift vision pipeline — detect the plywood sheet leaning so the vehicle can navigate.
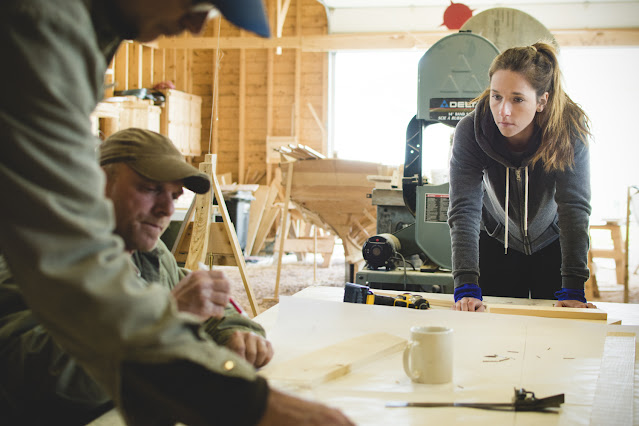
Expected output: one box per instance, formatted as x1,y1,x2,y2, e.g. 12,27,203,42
259,332,406,387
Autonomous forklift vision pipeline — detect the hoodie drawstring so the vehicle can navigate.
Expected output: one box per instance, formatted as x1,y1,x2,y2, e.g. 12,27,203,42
504,169,509,254
504,166,529,255
524,166,529,239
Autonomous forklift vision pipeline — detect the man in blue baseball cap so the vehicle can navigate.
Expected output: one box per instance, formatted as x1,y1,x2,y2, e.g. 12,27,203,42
0,0,353,425
116,0,271,42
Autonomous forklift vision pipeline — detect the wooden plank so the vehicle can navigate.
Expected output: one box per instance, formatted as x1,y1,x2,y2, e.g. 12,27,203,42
184,160,213,270
239,44,246,183
590,332,635,426
250,174,282,255
158,28,639,51
294,48,301,139
212,18,221,155
114,43,129,91
207,222,234,255
171,195,196,255
372,294,620,324
153,48,166,87
128,43,142,90
142,45,154,89
272,161,294,300
250,206,279,256
245,185,270,255
321,52,328,154
283,236,335,253
260,332,406,386
207,154,260,316
289,158,379,174
486,304,607,321
166,49,177,89
174,48,186,91
290,186,374,201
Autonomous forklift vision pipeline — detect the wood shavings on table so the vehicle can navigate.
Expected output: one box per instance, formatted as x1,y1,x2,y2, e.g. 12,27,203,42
482,354,512,362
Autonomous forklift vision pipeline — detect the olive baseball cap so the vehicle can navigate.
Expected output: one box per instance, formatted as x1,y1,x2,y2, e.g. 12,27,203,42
201,0,270,38
99,128,211,194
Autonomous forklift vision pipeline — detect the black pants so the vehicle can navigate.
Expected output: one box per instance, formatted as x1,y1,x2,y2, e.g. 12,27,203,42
479,231,562,299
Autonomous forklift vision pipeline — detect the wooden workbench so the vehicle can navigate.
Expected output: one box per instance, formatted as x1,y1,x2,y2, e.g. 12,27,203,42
254,287,638,425
90,287,639,425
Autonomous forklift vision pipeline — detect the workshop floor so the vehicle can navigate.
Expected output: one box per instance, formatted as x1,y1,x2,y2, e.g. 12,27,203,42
220,242,347,316
221,236,639,317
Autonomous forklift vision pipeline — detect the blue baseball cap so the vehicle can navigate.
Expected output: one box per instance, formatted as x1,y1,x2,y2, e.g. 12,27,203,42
205,0,271,38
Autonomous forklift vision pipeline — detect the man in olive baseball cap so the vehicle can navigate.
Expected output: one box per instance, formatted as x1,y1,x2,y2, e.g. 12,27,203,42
100,128,211,194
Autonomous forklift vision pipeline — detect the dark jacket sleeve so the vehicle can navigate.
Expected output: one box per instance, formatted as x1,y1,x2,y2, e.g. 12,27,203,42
448,114,486,288
555,140,592,289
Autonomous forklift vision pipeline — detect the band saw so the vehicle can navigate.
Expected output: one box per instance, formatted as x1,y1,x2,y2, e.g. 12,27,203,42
355,30,499,293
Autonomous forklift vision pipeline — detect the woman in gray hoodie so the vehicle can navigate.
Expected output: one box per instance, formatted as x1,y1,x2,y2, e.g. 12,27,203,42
448,42,596,312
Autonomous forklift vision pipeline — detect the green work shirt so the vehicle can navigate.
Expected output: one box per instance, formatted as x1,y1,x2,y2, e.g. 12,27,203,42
0,240,266,424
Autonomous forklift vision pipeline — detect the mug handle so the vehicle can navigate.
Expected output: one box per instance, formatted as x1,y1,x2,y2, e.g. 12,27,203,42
402,341,420,381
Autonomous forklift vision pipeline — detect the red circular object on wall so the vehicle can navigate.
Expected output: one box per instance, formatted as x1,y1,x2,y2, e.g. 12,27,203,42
442,1,473,30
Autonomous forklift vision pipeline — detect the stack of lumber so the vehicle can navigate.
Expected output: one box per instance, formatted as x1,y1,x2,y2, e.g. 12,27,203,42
367,165,403,190
90,96,161,139
273,144,326,161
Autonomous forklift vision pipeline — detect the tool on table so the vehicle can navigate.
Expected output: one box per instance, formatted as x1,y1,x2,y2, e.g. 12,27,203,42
343,282,430,310
386,388,565,412
392,293,430,309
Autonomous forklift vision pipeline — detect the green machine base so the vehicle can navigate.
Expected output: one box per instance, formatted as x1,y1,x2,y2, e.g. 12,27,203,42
354,269,453,294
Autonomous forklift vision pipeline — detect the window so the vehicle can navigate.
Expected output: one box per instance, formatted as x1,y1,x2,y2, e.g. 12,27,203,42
331,47,639,221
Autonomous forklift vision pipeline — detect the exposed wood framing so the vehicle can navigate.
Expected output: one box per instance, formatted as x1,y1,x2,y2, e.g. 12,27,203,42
321,52,328,153
157,28,639,51
239,39,246,183
114,42,129,91
143,47,153,88
152,48,165,86
211,18,221,155
108,2,637,191
128,43,141,89
292,3,302,140
276,0,292,46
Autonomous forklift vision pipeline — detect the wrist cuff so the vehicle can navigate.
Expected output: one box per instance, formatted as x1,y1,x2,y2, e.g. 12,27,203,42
454,284,483,302
554,288,587,303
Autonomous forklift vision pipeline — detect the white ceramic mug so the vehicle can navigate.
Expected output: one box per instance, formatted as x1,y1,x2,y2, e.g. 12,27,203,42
402,325,453,384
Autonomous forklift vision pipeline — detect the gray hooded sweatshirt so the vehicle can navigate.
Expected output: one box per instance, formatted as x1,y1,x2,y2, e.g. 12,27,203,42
448,98,591,291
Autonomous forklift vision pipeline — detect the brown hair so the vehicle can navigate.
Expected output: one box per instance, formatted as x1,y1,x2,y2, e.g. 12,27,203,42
476,41,591,172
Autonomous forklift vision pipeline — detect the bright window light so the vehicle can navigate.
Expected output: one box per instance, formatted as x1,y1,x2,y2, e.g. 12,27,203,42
560,46,639,221
331,47,639,221
332,50,424,166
